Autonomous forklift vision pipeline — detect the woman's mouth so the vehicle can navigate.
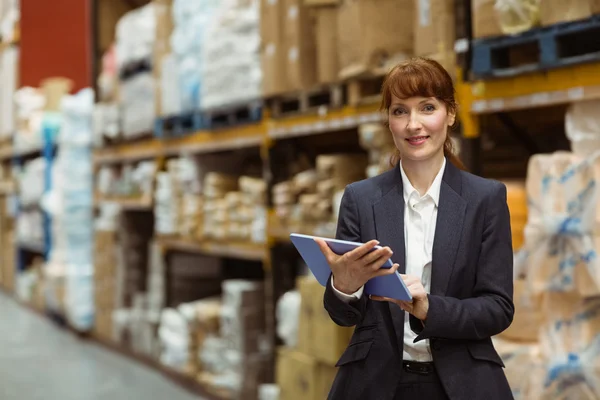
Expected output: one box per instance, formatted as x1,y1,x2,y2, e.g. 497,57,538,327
406,136,429,146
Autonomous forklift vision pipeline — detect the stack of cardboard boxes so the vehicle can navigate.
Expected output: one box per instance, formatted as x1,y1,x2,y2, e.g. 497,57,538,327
276,276,352,400
358,122,396,178
197,280,269,400
261,0,415,96
272,153,367,230
202,173,267,243
413,0,456,74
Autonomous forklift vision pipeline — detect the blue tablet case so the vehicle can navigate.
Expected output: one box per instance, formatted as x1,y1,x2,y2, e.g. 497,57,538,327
289,233,412,301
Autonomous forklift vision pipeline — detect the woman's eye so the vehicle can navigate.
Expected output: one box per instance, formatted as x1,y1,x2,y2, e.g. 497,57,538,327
393,108,406,115
423,104,436,112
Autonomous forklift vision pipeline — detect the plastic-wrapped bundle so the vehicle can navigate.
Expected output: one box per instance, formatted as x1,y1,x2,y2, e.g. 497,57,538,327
516,151,600,298
0,46,18,140
115,3,157,71
494,0,541,35
200,0,262,109
566,99,600,159
43,88,95,331
170,0,220,112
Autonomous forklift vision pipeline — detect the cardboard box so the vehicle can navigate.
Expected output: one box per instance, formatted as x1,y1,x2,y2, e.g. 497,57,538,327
540,0,600,26
315,7,339,84
276,348,338,400
296,276,318,354
414,0,455,57
499,279,542,342
261,0,289,95
337,0,413,77
471,0,503,39
308,283,353,365
284,0,318,90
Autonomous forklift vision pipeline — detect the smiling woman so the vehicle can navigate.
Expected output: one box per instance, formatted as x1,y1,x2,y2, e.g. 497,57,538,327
380,57,465,171
318,56,515,400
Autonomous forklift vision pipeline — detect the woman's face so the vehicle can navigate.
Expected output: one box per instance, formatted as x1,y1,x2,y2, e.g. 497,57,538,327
388,95,455,164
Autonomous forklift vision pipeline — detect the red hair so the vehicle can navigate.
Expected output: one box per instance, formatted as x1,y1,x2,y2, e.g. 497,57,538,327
380,57,465,170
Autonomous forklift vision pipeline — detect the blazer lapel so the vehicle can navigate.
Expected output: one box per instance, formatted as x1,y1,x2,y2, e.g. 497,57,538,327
431,166,467,296
373,168,405,355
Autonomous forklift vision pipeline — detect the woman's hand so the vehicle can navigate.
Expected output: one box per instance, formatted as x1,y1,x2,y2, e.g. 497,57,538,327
315,238,399,295
371,274,429,321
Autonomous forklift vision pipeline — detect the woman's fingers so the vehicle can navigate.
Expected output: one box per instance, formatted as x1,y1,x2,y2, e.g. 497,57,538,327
361,246,393,266
346,240,380,261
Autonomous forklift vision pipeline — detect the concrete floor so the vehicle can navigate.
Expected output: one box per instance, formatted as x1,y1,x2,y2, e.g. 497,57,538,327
0,291,205,400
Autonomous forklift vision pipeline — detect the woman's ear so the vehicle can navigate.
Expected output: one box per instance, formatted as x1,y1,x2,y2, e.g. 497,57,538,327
447,110,456,127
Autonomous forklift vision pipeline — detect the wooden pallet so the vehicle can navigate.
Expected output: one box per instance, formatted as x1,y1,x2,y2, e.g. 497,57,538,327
154,112,203,139
202,100,263,129
472,14,600,79
346,73,386,106
267,84,344,118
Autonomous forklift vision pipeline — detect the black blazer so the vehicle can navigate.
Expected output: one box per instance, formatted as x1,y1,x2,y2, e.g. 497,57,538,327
324,161,515,400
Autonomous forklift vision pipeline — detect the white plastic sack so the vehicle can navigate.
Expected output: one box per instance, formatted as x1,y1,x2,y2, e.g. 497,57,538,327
275,290,301,347
566,99,600,158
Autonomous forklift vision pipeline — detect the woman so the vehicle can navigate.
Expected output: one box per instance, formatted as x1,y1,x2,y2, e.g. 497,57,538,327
315,57,514,400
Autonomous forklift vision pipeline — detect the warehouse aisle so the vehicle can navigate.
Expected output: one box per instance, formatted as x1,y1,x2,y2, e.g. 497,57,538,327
0,292,204,400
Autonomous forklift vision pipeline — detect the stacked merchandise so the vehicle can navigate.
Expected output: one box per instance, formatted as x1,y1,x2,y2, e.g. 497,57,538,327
470,0,600,39
154,156,203,237
304,1,339,85
198,280,269,400
115,3,157,138
15,157,45,247
201,0,262,109
44,88,95,331
413,0,456,74
168,0,219,114
0,0,19,42
0,39,18,142
112,240,165,357
227,177,267,243
15,256,44,308
111,213,155,350
358,123,396,178
202,172,239,241
93,46,120,146
95,161,156,202
276,275,350,400
498,99,600,399
272,154,367,232
158,297,221,376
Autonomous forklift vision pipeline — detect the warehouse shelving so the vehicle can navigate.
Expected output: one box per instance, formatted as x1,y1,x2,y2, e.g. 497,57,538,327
158,237,268,263
456,61,600,138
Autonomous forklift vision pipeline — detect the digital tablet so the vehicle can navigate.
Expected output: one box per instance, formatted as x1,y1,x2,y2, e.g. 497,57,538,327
289,233,412,301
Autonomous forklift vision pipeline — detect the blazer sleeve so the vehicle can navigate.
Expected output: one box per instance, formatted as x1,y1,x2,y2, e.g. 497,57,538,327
323,184,368,327
412,182,515,341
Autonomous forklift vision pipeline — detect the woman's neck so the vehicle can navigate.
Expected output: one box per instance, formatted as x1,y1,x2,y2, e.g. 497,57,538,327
402,154,445,196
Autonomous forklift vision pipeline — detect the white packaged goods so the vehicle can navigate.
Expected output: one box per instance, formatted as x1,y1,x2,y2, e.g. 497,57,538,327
201,0,262,109
92,103,120,146
517,151,600,297
275,290,301,347
43,88,95,331
13,87,45,153
170,0,220,112
566,99,600,158
119,72,155,138
0,46,18,140
115,3,156,70
0,0,18,42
